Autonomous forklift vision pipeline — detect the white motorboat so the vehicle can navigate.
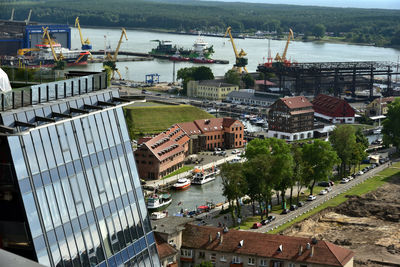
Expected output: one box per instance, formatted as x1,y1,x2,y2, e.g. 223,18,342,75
172,178,191,190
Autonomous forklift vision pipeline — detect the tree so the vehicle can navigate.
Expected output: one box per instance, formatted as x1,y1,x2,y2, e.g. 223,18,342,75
382,97,400,151
241,73,254,88
312,24,326,39
302,139,340,195
177,66,214,95
224,69,240,86
329,125,357,177
290,144,304,205
220,162,247,224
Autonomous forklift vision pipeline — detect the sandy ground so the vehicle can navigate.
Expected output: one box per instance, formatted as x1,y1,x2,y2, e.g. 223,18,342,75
282,175,400,267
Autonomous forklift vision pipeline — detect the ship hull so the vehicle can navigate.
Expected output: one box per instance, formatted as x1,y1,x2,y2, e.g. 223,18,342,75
26,53,89,68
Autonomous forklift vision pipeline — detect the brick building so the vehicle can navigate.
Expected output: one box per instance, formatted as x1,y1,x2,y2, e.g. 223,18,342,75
180,224,354,267
135,118,244,180
267,96,314,141
135,124,190,180
312,94,355,124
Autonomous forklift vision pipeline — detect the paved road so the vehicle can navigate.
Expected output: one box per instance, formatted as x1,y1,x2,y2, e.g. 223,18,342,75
254,161,392,233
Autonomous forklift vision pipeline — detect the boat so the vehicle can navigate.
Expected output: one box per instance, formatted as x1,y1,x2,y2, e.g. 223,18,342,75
172,178,191,190
146,193,172,211
192,168,220,185
150,211,167,220
192,57,214,64
169,52,190,62
373,126,382,135
19,37,90,68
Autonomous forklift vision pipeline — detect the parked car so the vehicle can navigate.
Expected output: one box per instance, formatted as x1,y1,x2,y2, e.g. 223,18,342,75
231,149,240,154
260,219,268,225
252,222,262,229
297,201,305,207
357,171,364,176
281,209,290,214
318,181,330,187
329,181,335,186
319,189,328,195
341,178,349,184
307,195,316,201
290,205,297,211
267,215,276,222
325,187,332,192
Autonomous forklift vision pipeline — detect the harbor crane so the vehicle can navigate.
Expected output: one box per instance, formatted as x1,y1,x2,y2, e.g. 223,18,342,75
275,29,294,66
75,17,92,50
103,28,128,79
224,27,248,74
42,27,66,69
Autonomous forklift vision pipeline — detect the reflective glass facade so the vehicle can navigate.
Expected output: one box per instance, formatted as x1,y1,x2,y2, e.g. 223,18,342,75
1,82,160,267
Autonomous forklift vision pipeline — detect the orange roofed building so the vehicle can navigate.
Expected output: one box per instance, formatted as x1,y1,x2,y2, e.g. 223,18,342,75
135,118,244,180
180,224,354,267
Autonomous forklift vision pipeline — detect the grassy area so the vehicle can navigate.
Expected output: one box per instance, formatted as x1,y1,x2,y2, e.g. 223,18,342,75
268,161,400,234
162,166,193,179
350,124,375,131
124,104,214,139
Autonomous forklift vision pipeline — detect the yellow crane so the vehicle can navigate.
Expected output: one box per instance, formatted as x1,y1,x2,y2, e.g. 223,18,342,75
42,27,63,61
75,17,92,50
275,28,294,64
104,28,128,79
223,27,248,74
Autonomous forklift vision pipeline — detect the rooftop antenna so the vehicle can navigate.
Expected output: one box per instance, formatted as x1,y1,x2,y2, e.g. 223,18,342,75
9,8,15,21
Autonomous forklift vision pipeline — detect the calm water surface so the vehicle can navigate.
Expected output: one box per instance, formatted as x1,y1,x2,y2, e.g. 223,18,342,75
70,27,400,82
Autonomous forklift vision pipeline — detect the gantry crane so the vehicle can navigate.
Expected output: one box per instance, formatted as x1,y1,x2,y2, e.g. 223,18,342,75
103,28,128,79
275,29,294,66
75,17,92,50
224,27,248,74
42,27,66,69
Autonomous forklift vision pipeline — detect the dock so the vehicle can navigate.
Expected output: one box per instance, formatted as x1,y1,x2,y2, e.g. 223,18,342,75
90,50,229,64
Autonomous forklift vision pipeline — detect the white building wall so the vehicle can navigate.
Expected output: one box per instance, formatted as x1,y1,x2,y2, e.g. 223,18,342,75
267,130,314,141
314,112,355,124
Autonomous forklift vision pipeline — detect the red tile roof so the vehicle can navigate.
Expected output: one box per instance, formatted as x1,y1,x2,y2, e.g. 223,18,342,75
194,118,225,133
182,225,354,267
155,233,178,259
177,118,242,135
281,96,313,109
177,121,203,136
312,94,355,118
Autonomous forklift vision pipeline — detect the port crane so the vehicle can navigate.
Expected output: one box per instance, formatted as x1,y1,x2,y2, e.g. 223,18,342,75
224,27,248,74
274,29,294,66
42,27,66,69
75,17,92,50
103,28,128,79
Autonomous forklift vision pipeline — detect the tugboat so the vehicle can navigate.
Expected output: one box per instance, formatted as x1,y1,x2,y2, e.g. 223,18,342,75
146,193,172,211
192,168,220,185
172,178,191,190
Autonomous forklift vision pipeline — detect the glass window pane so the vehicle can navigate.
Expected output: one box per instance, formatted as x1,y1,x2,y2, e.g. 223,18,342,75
62,178,77,220
59,239,71,267
22,192,42,238
116,108,130,142
95,114,108,149
8,136,28,179
37,248,51,267
53,180,69,223
75,231,89,267
86,169,100,208
48,125,64,166
90,224,104,263
99,219,112,258
73,120,88,157
70,176,84,216
113,159,126,195
119,156,132,192
45,184,61,228
81,117,94,154
101,112,115,147
108,110,121,145
82,228,97,266
39,128,56,169
88,116,101,153
107,161,120,198
66,232,80,267
22,134,39,175
36,187,53,231
100,164,113,201
57,124,72,163
64,121,79,160
76,173,92,212
51,242,63,267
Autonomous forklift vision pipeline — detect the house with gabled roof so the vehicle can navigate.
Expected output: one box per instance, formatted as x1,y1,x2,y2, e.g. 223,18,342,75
312,94,355,124
267,96,314,141
180,224,354,267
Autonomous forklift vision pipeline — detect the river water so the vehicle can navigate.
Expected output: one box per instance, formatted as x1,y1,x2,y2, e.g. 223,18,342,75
68,27,393,213
70,27,400,82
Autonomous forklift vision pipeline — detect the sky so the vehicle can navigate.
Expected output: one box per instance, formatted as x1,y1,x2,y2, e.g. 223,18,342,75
211,0,400,10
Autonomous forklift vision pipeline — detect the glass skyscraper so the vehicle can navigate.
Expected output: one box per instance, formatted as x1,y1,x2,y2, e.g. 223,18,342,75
0,73,160,267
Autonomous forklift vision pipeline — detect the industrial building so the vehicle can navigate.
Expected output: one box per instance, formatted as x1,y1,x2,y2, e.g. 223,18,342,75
0,72,161,267
0,19,71,56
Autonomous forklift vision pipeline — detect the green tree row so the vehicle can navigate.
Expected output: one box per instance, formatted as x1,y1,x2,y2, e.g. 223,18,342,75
2,0,400,47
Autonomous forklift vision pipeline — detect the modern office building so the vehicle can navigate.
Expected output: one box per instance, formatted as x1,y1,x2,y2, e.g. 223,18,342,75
0,72,160,267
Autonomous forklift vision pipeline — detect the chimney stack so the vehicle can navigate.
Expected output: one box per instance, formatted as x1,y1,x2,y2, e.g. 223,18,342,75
216,232,221,239
209,234,213,243
219,235,223,244
298,245,303,256
310,246,314,257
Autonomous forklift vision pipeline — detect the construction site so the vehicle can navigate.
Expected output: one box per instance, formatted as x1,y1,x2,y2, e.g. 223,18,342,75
281,169,400,267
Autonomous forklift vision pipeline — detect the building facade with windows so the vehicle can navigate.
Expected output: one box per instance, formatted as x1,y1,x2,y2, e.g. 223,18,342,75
365,96,396,117
187,80,239,100
181,225,354,267
267,96,314,141
0,73,160,267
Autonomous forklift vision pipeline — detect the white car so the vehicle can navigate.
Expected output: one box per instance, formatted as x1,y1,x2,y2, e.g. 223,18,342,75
307,195,316,201
341,178,349,184
357,171,364,176
319,190,328,195
231,149,240,154
325,187,332,192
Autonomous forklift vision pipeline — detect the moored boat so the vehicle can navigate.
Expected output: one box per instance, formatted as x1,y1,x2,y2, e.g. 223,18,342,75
150,211,167,220
192,168,220,185
170,52,190,62
173,178,191,190
146,193,172,211
192,57,214,64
